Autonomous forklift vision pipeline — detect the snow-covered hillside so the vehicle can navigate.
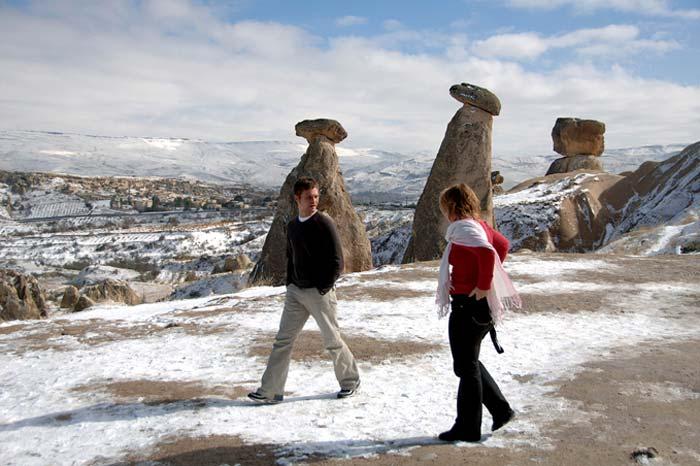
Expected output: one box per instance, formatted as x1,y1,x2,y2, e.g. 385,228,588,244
0,130,687,198
495,141,699,256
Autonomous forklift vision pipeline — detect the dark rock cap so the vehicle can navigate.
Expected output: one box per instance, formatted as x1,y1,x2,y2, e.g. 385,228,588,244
295,119,347,144
449,82,501,116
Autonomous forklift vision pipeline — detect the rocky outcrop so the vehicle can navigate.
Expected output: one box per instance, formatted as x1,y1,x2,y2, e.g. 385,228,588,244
0,270,47,321
228,254,252,271
214,254,252,274
60,285,80,309
547,118,606,175
496,141,700,254
73,279,142,311
600,141,700,243
74,295,96,312
249,119,372,286
546,155,604,176
403,83,498,263
552,118,605,157
492,171,505,195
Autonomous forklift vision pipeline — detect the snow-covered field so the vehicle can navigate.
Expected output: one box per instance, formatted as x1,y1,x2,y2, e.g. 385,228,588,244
0,215,271,282
1,253,698,465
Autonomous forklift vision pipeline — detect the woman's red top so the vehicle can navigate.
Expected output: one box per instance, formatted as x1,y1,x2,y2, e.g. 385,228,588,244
448,220,509,295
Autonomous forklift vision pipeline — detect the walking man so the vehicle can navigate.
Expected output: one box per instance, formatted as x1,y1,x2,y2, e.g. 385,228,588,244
248,176,361,403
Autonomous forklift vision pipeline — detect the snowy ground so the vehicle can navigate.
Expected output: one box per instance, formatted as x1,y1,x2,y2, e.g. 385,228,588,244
1,253,698,465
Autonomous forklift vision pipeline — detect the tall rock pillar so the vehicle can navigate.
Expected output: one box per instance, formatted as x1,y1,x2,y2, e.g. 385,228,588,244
249,119,373,286
403,82,500,263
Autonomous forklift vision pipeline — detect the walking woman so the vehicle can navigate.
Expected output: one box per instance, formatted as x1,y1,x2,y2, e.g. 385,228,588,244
436,183,521,442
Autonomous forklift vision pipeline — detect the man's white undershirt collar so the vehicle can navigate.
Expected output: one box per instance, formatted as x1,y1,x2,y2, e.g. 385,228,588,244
298,211,317,222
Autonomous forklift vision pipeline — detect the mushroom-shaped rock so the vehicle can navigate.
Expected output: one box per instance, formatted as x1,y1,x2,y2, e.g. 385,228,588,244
295,119,348,145
449,82,501,116
250,119,372,286
404,84,499,263
552,117,605,157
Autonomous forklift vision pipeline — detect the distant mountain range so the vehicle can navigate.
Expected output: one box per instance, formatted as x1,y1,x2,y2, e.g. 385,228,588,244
0,130,688,201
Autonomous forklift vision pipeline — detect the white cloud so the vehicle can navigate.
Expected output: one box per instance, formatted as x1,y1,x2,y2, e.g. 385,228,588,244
506,0,700,19
383,19,404,31
0,1,697,159
472,25,679,60
336,15,368,27
473,32,549,59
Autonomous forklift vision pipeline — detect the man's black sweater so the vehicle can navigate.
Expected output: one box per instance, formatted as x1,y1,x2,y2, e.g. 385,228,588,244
286,211,344,294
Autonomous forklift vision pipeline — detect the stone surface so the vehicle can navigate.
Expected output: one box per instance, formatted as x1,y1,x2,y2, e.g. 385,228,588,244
60,285,80,309
492,170,505,194
295,119,347,145
449,82,501,116
74,295,96,312
552,117,605,156
217,254,253,274
498,141,699,253
546,155,604,175
231,254,252,271
79,279,142,307
491,171,504,186
0,270,47,321
404,86,497,263
499,171,622,252
250,120,372,286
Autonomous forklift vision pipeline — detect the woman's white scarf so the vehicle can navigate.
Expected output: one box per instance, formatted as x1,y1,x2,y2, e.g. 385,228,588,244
436,219,522,323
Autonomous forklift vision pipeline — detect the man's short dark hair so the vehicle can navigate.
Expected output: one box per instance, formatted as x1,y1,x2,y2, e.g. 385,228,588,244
294,177,318,196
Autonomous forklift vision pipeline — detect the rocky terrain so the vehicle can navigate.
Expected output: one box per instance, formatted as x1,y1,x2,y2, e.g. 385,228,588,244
2,138,697,321
0,167,411,319
495,141,699,255
0,169,274,219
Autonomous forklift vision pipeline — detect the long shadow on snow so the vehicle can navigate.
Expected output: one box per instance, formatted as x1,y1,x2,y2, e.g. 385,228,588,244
105,436,455,466
0,392,339,432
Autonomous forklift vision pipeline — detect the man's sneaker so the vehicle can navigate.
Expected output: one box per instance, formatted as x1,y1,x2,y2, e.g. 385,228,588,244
337,381,360,399
247,391,283,404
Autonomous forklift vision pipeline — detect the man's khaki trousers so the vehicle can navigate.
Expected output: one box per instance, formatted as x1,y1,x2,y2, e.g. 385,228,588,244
258,283,360,398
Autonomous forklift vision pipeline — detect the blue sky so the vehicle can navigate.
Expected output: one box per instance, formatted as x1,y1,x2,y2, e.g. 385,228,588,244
0,0,698,156
233,0,700,82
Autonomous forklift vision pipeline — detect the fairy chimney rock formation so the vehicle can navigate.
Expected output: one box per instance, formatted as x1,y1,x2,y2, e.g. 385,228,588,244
547,117,606,175
403,83,499,263
249,119,372,286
